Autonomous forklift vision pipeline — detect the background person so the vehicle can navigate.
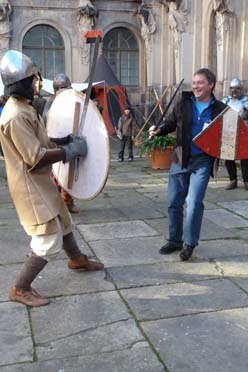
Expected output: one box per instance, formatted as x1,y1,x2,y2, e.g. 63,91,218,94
117,105,137,162
149,68,226,261
222,77,248,190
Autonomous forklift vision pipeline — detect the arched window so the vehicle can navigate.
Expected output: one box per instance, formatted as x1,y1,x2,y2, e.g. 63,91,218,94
23,25,65,79
103,27,139,86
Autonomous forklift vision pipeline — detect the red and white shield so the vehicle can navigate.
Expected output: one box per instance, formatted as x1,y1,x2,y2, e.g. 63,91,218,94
193,107,248,160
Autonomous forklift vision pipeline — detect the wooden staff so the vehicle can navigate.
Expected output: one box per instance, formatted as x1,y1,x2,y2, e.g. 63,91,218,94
134,86,169,143
67,101,81,189
153,87,163,114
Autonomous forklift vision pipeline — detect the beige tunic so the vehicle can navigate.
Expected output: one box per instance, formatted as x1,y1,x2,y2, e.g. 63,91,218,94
0,97,72,236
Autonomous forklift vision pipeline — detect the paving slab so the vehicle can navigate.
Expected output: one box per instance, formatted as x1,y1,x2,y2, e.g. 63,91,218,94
204,209,248,228
237,227,248,239
0,206,18,220
106,181,141,189
0,265,23,301
196,239,248,259
109,193,154,207
218,200,248,218
121,278,248,320
72,207,127,224
89,236,181,267
31,291,130,344
138,191,167,204
142,308,248,372
0,228,92,264
0,228,29,264
0,260,109,302
0,218,20,228
107,261,221,289
136,185,167,193
205,187,248,203
33,259,114,297
0,345,165,372
77,220,159,241
36,319,144,361
144,216,238,240
200,218,241,239
0,302,33,367
119,205,164,219
233,278,248,293
216,255,248,277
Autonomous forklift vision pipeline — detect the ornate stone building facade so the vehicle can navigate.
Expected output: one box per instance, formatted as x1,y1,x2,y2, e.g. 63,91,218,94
1,0,248,102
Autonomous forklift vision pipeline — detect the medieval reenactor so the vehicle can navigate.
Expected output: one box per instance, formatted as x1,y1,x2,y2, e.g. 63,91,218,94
0,50,104,307
222,77,248,190
45,73,81,213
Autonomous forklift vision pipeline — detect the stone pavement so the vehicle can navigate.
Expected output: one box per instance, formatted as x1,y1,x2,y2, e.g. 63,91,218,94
0,140,248,372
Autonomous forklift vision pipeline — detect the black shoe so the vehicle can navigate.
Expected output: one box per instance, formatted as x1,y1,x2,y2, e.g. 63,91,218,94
225,179,237,190
179,244,195,261
118,158,123,162
159,241,183,255
128,157,133,162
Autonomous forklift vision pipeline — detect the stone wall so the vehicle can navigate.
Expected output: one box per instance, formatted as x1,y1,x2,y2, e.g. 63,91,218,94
0,0,248,104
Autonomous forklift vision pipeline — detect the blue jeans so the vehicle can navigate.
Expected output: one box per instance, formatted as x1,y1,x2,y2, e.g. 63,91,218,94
167,154,214,247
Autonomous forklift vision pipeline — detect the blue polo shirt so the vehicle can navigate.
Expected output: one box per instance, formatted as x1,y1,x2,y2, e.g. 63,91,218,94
190,96,215,156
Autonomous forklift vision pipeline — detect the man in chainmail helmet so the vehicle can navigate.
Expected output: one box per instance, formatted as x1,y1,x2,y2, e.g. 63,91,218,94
45,73,81,213
0,50,104,307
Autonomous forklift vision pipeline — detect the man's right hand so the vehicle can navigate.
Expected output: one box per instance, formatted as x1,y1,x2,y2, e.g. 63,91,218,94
62,136,87,163
149,125,160,138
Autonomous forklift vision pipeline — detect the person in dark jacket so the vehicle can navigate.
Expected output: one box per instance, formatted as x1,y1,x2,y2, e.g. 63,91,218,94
117,106,137,162
149,68,226,261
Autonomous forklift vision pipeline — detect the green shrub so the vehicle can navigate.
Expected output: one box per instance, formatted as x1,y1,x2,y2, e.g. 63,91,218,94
140,134,176,154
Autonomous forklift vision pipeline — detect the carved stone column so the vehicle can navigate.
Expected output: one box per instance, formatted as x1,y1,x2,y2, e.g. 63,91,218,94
213,0,235,81
135,1,156,86
77,0,98,76
164,0,189,84
0,0,12,61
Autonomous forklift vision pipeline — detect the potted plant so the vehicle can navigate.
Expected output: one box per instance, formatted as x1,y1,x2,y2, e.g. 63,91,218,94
140,134,176,170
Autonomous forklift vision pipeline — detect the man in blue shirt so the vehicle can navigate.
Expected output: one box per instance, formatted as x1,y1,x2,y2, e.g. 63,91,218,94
149,68,226,261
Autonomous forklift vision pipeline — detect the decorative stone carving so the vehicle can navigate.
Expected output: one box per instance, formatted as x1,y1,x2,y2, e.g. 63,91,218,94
163,0,188,56
77,0,98,65
213,0,234,47
135,2,156,61
0,0,12,56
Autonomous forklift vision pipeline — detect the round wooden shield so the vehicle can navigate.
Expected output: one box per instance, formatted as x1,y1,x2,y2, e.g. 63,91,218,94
46,89,110,200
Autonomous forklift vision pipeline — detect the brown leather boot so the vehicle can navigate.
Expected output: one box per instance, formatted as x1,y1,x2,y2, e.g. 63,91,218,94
9,254,49,307
63,232,104,271
9,286,50,307
68,254,104,271
61,191,80,214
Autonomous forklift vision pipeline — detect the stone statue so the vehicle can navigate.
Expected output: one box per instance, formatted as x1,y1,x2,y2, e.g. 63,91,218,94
164,0,188,55
213,0,234,46
77,0,99,65
213,0,234,14
0,0,12,56
135,3,156,61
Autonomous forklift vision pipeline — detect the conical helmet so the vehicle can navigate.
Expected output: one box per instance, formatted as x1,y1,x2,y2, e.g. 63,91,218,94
0,50,38,86
230,78,242,89
53,73,71,91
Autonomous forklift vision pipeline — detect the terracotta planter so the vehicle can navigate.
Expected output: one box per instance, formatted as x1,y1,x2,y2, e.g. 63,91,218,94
149,147,173,170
